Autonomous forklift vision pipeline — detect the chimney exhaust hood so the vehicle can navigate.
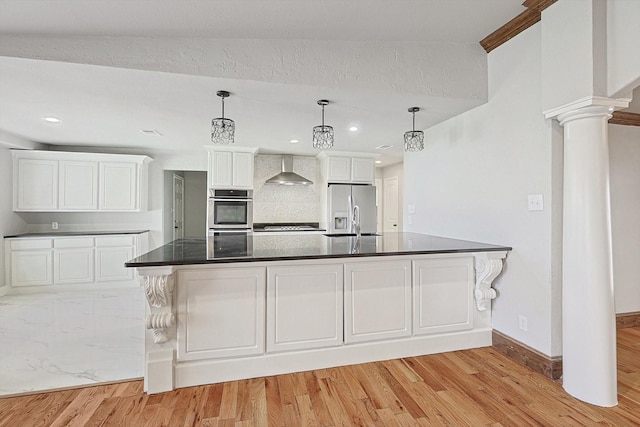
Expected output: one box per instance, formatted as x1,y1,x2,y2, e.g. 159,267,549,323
265,155,313,186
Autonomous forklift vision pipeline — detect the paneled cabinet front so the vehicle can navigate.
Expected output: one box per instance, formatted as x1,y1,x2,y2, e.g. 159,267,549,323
344,259,412,343
412,257,475,335
325,156,375,184
54,238,95,284
207,149,255,189
12,150,150,212
266,264,343,353
177,267,266,361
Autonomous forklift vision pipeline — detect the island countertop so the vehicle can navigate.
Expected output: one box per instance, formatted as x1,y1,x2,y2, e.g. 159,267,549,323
125,232,511,268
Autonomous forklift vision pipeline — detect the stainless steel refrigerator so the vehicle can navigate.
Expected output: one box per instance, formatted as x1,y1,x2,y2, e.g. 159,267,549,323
327,184,377,234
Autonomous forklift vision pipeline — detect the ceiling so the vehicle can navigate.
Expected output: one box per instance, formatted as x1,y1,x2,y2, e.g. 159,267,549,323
0,0,527,166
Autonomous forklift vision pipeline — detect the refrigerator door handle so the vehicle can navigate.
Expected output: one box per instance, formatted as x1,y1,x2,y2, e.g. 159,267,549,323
347,194,353,234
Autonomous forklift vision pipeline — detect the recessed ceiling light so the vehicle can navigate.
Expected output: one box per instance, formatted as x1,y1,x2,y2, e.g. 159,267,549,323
349,126,358,132
140,129,163,136
375,144,393,150
375,160,382,164
289,139,299,144
43,117,61,123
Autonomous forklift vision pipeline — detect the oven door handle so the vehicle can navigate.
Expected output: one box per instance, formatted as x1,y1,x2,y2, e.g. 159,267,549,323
210,198,251,202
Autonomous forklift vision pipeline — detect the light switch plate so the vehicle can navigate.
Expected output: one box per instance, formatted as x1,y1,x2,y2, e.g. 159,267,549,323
527,194,544,211
408,204,416,214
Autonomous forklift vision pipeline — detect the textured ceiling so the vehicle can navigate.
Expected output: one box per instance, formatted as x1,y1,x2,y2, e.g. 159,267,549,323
0,0,527,166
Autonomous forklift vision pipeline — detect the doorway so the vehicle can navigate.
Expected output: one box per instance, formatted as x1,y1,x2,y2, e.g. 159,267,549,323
383,176,399,232
163,170,207,242
173,174,184,240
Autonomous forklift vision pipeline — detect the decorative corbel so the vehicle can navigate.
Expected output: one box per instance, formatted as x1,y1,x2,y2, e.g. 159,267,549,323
474,252,507,311
139,267,175,343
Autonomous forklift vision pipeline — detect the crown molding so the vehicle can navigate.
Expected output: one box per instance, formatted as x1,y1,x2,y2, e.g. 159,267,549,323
480,0,557,53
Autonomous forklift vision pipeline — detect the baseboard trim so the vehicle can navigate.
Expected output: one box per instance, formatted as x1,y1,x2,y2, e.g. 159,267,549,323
492,330,562,380
617,312,640,329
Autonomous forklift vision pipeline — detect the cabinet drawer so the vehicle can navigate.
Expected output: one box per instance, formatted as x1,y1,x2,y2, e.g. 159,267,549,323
10,239,53,250
96,235,134,247
54,237,95,248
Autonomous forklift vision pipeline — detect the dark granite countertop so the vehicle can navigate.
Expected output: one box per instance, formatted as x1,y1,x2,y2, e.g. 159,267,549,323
125,232,511,268
4,230,150,238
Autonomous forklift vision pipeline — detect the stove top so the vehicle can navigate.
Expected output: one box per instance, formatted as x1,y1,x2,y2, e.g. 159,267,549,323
263,225,318,231
253,222,322,232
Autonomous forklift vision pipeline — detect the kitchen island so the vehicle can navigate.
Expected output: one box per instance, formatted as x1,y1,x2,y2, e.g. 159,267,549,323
126,232,511,394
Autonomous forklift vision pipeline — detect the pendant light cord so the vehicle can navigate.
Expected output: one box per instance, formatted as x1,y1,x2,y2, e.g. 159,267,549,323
221,97,225,119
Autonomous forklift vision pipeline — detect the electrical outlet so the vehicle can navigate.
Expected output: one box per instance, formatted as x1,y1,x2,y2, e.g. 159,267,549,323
51,221,58,230
408,216,412,225
527,194,544,211
518,315,528,332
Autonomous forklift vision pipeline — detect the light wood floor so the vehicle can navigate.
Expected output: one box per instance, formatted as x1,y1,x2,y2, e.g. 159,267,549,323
1,328,639,427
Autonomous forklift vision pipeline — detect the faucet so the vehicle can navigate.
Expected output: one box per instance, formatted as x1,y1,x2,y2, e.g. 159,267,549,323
353,204,361,238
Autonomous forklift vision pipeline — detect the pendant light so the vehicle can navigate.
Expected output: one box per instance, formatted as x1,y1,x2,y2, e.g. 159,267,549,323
404,107,424,152
313,99,334,149
211,90,235,144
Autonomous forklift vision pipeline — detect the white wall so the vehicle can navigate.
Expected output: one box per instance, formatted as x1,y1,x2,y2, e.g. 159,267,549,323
0,146,28,293
607,0,640,97
609,124,640,314
404,24,562,356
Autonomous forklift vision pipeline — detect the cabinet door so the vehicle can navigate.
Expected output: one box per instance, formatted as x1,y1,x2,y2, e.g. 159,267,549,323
413,257,474,335
351,158,375,184
209,151,233,188
344,259,412,343
326,157,351,183
59,161,99,210
55,248,95,284
100,162,138,210
15,158,58,211
267,264,343,353
96,247,134,281
11,251,53,286
232,152,254,188
177,267,266,361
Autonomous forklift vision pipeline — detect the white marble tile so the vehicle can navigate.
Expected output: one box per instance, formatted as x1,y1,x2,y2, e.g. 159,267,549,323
0,287,144,396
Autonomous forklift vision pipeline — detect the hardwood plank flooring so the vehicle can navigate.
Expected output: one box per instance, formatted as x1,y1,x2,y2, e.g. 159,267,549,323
1,327,638,427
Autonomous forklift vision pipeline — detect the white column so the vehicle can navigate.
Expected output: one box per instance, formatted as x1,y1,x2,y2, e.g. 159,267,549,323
557,105,617,407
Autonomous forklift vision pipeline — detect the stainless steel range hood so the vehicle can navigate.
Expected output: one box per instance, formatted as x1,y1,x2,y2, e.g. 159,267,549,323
265,155,313,185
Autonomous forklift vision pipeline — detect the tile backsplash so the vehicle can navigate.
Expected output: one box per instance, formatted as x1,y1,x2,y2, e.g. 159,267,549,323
253,154,320,223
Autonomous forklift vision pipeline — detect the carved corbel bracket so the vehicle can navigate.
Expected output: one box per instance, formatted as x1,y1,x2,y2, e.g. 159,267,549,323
474,252,507,312
138,267,176,343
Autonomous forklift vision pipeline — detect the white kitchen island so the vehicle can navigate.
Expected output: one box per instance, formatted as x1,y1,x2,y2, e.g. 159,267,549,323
126,233,510,394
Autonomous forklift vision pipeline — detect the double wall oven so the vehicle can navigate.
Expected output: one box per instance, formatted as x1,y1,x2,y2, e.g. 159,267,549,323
207,189,253,258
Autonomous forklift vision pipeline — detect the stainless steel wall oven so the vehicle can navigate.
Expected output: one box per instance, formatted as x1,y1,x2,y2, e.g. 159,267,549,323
207,189,253,230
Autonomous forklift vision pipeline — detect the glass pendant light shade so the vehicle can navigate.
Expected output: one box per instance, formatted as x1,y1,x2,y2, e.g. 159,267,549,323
404,107,424,152
211,90,235,144
313,100,334,149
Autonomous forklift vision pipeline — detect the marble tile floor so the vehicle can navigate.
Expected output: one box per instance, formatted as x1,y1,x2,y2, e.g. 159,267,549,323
0,287,144,397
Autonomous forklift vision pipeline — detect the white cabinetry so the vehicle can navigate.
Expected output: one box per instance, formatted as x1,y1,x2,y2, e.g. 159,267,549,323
5,233,147,289
96,235,135,282
12,150,151,212
207,147,257,189
59,161,99,210
15,158,58,211
9,239,53,287
266,264,343,353
344,259,412,343
177,267,266,361
413,257,475,335
323,155,376,184
54,237,95,284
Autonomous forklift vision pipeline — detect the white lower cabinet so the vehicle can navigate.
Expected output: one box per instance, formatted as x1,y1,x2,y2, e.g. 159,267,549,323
54,237,95,284
413,257,475,335
5,233,146,289
177,267,266,361
344,259,412,343
266,264,343,353
11,251,53,287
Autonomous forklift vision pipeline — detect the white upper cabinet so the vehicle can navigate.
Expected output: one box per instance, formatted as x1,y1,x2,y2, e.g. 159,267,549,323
12,150,151,212
321,154,376,184
15,158,58,211
59,161,99,210
206,147,257,189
